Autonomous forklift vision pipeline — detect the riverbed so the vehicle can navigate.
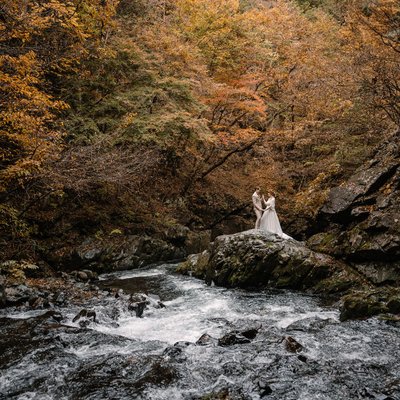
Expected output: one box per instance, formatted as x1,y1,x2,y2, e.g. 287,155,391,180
1,264,399,399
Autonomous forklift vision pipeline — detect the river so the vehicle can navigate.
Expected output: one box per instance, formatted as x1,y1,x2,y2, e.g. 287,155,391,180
1,264,399,399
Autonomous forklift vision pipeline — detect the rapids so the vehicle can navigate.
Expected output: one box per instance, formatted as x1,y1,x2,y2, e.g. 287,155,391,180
1,264,399,399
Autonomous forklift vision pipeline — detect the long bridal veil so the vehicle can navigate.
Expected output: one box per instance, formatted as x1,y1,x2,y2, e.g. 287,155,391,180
259,196,292,239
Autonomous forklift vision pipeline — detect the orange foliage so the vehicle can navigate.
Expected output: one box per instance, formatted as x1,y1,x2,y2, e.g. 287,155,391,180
0,0,119,192
344,0,400,126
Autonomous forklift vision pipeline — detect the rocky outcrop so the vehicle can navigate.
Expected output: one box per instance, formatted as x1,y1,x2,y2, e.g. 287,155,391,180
178,229,400,320
178,230,365,294
45,227,211,272
308,130,400,284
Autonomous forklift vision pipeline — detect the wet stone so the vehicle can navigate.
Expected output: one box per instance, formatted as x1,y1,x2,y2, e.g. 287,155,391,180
53,291,66,305
78,271,88,281
285,317,335,332
5,285,37,306
387,297,400,314
128,301,146,317
283,336,303,353
258,381,273,397
82,269,98,280
72,309,97,324
218,332,251,347
196,333,216,346
297,354,308,363
163,342,191,363
241,326,261,339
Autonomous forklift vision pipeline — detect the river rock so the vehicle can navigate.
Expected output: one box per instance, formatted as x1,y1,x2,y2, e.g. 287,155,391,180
340,291,388,321
387,296,400,314
4,284,38,307
283,336,303,353
128,301,146,317
72,309,97,327
196,333,217,346
309,130,400,284
82,269,98,280
53,291,66,305
218,332,251,346
258,381,273,397
45,227,211,273
178,230,359,292
77,271,89,281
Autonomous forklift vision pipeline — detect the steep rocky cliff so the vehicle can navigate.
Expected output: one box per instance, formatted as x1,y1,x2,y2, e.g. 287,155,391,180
308,130,400,284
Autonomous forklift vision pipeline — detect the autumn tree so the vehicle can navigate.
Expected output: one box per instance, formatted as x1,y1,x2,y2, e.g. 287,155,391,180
0,0,119,258
0,0,119,195
345,0,400,127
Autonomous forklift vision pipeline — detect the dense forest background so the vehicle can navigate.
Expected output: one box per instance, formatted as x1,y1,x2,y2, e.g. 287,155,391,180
1,0,399,262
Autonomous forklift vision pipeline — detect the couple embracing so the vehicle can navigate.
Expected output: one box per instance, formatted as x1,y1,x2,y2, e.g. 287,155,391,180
252,187,292,240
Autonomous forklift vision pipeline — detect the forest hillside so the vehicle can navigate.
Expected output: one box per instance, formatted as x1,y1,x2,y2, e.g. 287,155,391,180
1,0,399,264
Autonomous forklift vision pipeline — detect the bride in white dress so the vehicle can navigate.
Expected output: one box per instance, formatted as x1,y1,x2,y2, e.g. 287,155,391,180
259,191,292,239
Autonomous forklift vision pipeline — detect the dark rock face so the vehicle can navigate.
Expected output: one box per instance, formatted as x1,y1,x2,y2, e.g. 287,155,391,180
46,227,211,273
309,130,400,284
178,230,363,293
0,276,6,308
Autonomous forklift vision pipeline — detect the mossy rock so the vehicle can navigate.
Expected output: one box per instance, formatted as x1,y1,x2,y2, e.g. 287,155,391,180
314,276,355,295
340,292,388,321
307,231,342,256
176,251,210,280
179,230,350,293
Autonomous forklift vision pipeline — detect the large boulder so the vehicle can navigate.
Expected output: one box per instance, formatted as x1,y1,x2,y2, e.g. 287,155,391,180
178,230,363,293
308,130,400,284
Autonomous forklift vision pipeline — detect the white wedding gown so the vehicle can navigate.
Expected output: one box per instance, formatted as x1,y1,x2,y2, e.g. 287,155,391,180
259,196,292,239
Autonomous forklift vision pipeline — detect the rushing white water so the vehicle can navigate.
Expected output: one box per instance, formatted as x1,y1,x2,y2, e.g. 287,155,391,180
82,266,339,345
1,264,400,400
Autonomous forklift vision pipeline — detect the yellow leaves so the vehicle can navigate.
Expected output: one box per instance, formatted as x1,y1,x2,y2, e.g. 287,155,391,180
172,0,357,149
175,0,269,80
119,112,137,130
0,0,120,193
341,0,400,126
0,260,39,284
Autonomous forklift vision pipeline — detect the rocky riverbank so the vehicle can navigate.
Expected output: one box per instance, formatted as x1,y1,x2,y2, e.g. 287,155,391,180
0,264,102,310
177,230,400,321
3,264,400,400
42,227,211,273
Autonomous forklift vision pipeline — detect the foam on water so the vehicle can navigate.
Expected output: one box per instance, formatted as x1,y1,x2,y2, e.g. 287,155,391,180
99,267,166,281
4,309,49,319
2,264,400,400
85,266,340,346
